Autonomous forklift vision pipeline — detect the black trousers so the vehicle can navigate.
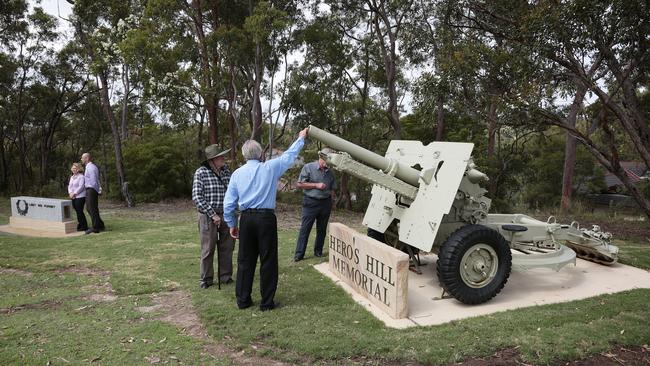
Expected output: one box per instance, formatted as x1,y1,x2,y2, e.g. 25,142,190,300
236,211,278,310
72,197,88,231
294,196,332,259
85,188,105,232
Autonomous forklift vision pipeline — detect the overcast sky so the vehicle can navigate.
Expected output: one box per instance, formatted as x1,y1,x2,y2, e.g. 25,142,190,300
39,0,73,32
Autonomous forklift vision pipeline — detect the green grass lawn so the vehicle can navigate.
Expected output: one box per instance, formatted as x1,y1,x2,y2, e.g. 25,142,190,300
1,203,650,365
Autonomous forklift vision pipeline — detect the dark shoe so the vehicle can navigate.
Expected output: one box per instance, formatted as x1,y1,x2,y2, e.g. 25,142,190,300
314,253,323,257
77,227,88,232
84,229,95,235
293,257,303,262
260,302,279,311
200,282,211,289
222,278,234,285
238,301,253,310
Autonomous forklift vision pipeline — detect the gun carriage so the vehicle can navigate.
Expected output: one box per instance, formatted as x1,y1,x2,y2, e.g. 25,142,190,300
307,125,618,304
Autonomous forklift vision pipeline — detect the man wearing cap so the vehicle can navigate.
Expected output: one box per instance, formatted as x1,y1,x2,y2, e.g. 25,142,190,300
224,128,308,311
192,145,234,289
293,148,337,262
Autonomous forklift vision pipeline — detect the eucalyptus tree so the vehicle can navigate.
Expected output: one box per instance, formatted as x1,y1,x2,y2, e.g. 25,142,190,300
2,6,58,192
71,0,134,206
464,0,650,218
33,43,91,186
287,7,390,208
243,1,291,142
327,0,418,138
0,0,28,192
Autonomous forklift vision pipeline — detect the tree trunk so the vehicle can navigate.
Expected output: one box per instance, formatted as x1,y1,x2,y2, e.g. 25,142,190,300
250,41,263,142
98,70,134,207
186,0,219,145
560,83,587,212
206,100,218,144
121,63,130,140
370,9,401,139
486,94,498,196
486,95,498,158
0,124,8,192
76,20,134,206
337,173,353,210
15,65,28,193
227,63,239,162
435,93,444,141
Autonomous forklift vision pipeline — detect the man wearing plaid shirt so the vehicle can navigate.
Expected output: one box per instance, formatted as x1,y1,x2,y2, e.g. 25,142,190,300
192,144,234,289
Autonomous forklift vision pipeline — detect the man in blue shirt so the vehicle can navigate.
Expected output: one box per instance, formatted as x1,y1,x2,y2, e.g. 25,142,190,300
224,128,308,311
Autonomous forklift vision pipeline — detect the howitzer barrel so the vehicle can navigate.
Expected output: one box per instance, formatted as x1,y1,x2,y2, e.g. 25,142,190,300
307,125,421,187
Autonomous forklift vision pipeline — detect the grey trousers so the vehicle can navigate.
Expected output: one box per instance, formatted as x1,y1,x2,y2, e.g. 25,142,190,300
199,213,234,284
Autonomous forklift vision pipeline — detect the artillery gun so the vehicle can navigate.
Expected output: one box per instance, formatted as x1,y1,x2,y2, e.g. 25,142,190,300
306,125,619,305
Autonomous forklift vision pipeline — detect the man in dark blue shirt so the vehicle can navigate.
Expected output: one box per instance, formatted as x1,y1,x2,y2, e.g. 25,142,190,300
293,148,337,261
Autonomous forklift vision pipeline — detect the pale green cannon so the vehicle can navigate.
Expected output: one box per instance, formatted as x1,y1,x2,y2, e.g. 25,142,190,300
307,125,618,305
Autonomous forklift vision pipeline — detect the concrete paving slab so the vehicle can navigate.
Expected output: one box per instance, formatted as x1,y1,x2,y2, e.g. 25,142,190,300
314,253,650,328
0,225,84,238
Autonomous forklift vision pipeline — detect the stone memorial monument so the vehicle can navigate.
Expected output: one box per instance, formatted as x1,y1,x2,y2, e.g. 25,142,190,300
4,196,77,235
328,223,409,319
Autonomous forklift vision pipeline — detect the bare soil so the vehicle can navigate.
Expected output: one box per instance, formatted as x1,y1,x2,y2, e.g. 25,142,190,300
137,290,292,366
0,267,33,277
54,264,111,277
0,299,65,314
450,345,650,366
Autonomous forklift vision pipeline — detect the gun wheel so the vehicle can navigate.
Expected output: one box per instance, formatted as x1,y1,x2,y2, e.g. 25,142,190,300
437,224,512,304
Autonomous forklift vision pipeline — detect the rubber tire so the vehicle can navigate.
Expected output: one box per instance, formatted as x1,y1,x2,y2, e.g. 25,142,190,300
436,224,512,305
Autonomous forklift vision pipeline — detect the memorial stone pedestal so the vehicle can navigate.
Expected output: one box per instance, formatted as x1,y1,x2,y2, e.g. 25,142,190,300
2,196,79,236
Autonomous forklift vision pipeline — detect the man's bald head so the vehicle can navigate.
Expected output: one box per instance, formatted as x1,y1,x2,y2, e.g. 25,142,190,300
81,153,92,164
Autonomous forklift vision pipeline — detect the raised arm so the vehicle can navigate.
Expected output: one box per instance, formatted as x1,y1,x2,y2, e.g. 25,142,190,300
267,128,308,176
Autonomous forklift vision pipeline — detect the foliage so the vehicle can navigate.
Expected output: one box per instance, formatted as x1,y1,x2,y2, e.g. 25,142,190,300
120,126,199,202
0,0,648,217
522,132,606,209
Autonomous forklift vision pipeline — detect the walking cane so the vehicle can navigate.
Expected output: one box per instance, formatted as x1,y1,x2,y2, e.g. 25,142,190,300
216,223,222,290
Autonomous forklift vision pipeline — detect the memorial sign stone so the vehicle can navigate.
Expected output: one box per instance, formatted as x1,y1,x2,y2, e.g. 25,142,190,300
11,196,72,222
6,196,77,235
328,223,409,319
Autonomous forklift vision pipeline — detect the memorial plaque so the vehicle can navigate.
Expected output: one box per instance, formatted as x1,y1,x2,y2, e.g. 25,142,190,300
5,196,77,235
328,223,409,319
10,196,73,222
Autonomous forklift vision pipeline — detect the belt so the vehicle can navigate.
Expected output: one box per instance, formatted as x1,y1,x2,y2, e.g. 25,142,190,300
242,208,275,214
305,195,330,200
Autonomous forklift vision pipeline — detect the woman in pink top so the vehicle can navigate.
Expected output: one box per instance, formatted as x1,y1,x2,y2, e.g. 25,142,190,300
68,163,88,231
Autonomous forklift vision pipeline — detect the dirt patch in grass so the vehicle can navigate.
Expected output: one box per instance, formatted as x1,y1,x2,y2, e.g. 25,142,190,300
54,265,111,277
453,345,650,366
0,299,64,314
83,281,117,302
137,290,292,366
0,267,33,277
565,345,650,366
